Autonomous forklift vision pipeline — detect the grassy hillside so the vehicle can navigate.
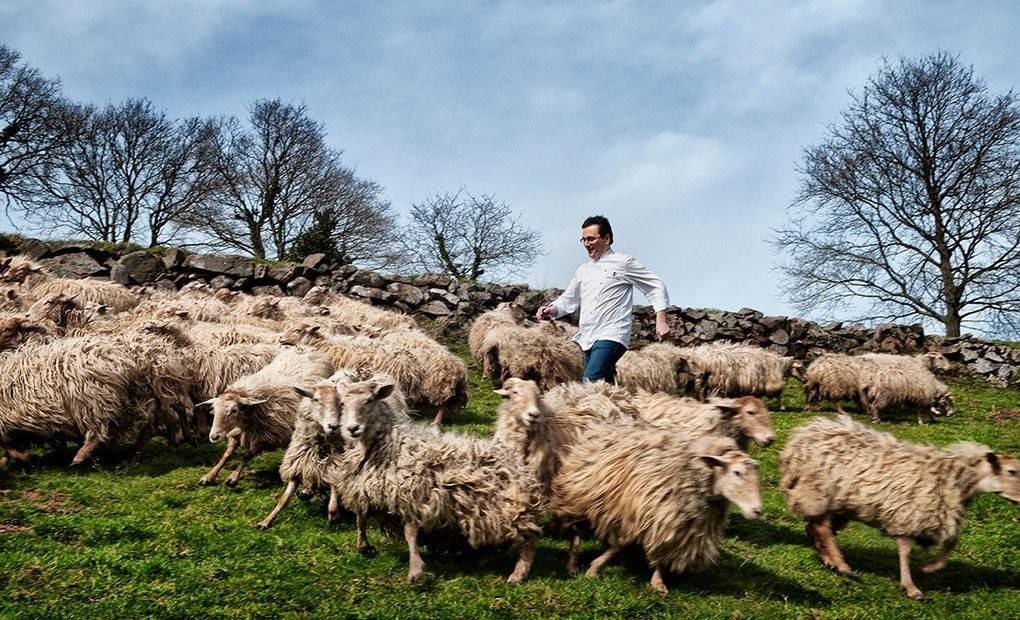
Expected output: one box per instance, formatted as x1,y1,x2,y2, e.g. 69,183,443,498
1,344,1018,619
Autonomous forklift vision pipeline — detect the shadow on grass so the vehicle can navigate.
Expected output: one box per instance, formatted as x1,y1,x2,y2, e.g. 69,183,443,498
828,540,1019,594
562,544,829,604
726,515,810,548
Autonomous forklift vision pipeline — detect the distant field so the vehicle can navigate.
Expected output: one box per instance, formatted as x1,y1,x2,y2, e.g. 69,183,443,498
1,345,1018,619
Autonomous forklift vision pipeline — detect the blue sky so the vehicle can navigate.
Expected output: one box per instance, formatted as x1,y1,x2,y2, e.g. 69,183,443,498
2,1,1018,318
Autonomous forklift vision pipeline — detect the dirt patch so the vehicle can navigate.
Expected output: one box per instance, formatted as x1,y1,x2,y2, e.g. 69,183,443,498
990,407,1020,423
13,489,68,514
0,523,32,534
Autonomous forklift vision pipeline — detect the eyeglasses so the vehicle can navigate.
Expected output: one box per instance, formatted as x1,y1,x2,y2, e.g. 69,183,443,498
580,236,603,244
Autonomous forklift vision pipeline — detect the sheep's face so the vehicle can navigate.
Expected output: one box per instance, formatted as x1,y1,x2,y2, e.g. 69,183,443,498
924,352,953,372
207,393,266,442
279,323,321,346
0,263,40,284
701,451,762,520
295,382,343,436
993,455,1020,505
213,289,240,304
723,396,774,446
787,359,805,381
338,380,395,443
932,392,956,417
494,378,543,428
0,318,45,351
248,297,282,319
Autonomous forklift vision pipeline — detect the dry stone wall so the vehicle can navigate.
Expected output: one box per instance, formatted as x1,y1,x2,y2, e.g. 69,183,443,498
3,239,1017,387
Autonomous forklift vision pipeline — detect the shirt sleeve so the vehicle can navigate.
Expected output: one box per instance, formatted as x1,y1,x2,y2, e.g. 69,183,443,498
550,272,581,318
623,256,670,312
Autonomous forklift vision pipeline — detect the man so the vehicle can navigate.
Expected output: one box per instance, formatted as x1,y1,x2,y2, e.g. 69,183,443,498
535,215,671,383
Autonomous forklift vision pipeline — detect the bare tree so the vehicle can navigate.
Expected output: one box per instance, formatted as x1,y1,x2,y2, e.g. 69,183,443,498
194,99,354,259
23,99,219,246
286,175,400,268
402,189,542,282
0,45,78,212
773,52,1020,337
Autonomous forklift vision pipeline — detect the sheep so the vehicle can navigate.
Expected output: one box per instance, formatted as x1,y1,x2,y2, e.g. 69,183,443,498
0,336,156,465
492,378,570,495
256,369,410,531
856,356,955,423
805,352,955,422
303,285,417,332
478,321,583,390
803,353,863,413
468,303,527,362
552,427,762,593
280,324,424,406
615,343,695,394
199,348,334,487
632,392,775,449
686,343,803,406
332,376,544,583
378,328,468,424
0,256,140,312
779,415,1019,599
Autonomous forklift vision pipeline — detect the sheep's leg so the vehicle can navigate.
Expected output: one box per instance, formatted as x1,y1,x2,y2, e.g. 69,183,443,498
566,532,583,576
327,486,340,523
897,537,924,600
199,434,238,486
507,536,535,584
649,565,669,595
430,405,446,426
126,419,155,463
404,522,426,583
256,480,298,530
585,544,621,577
356,512,376,556
922,537,957,574
224,446,261,487
807,516,852,576
70,431,102,466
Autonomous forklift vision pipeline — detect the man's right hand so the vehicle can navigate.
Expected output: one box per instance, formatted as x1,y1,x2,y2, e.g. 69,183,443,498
535,304,555,321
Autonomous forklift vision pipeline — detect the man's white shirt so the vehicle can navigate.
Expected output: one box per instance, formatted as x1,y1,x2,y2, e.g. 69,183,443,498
549,249,670,351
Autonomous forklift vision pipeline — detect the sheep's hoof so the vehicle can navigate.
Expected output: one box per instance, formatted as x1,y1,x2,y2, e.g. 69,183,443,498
904,586,925,600
255,520,272,531
358,544,377,557
297,488,315,501
224,478,239,488
506,572,526,585
407,570,424,584
198,477,216,486
566,561,579,577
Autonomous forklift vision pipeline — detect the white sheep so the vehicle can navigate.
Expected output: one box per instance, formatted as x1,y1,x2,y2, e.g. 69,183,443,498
779,415,1019,599
552,427,762,593
331,376,544,583
199,348,333,487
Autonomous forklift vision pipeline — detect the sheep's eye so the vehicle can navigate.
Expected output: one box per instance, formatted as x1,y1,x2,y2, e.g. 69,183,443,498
734,470,743,477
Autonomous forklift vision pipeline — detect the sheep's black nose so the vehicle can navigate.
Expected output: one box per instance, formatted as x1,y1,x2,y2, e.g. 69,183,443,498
347,424,362,436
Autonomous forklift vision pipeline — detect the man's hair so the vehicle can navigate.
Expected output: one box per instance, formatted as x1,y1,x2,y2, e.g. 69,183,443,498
582,215,613,245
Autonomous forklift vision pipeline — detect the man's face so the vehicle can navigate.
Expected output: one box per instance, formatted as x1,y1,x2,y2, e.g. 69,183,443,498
581,224,610,260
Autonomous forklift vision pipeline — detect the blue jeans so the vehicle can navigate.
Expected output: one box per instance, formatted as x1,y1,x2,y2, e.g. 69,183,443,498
582,340,627,384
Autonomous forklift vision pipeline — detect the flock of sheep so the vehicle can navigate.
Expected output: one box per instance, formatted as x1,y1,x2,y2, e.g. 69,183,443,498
0,255,1017,601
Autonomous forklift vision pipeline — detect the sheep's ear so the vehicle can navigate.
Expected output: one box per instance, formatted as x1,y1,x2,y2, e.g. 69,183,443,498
95,304,108,315
309,325,321,333
987,452,1001,474
175,310,190,318
699,455,728,469
715,402,739,418
237,396,269,406
5,289,17,300
371,382,395,400
292,385,315,399
493,388,511,397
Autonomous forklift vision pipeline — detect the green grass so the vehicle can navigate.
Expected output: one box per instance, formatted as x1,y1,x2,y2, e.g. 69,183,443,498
1,351,1018,619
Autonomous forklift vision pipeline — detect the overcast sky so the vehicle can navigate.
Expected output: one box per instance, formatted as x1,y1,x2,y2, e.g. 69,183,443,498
2,1,1018,318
